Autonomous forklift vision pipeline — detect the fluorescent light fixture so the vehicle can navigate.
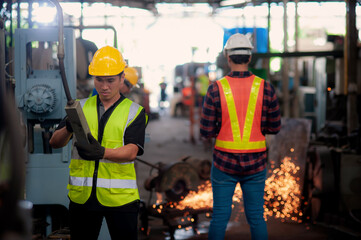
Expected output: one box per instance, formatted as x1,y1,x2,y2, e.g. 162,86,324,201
220,0,250,7
33,5,56,23
313,38,326,46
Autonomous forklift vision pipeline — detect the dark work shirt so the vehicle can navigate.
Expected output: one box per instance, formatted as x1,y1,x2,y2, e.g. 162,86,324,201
200,71,281,175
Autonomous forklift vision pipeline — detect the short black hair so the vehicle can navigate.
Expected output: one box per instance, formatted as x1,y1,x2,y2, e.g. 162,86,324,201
229,55,250,64
117,71,124,78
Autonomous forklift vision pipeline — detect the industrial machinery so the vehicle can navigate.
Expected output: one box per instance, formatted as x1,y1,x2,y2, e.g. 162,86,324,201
139,156,212,239
12,0,100,236
14,27,76,237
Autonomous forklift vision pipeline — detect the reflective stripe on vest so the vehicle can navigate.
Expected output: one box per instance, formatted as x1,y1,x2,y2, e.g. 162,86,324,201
69,176,93,187
68,95,143,206
69,176,137,189
215,76,266,153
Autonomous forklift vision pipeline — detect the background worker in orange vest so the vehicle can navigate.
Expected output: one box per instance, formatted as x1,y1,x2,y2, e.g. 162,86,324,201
200,33,281,240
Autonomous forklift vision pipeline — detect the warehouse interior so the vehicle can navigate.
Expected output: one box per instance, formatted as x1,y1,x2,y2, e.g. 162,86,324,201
0,0,361,239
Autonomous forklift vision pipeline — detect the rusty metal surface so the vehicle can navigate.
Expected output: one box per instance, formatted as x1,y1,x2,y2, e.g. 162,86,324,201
182,156,211,180
47,228,71,239
267,118,312,193
159,162,200,201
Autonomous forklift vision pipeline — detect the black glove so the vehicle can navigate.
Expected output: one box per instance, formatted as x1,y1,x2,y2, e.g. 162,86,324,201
74,133,105,160
65,117,73,133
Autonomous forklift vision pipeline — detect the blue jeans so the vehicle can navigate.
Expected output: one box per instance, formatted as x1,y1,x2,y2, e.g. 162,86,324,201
208,165,268,240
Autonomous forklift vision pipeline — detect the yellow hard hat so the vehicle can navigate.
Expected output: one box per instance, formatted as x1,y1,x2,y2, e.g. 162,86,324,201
124,67,139,87
88,46,126,76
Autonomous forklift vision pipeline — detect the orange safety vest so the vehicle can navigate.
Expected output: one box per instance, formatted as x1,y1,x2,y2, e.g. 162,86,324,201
215,75,266,153
182,87,193,106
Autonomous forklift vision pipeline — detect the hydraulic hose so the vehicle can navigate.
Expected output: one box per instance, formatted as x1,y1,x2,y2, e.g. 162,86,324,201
48,0,74,105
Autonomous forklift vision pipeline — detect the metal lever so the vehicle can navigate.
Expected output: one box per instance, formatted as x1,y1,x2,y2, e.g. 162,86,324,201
49,0,90,144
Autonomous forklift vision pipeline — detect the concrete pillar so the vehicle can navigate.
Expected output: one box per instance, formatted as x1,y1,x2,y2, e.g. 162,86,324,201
266,0,271,81
17,0,20,29
0,19,5,95
345,0,358,134
293,0,300,118
282,0,290,117
28,0,33,28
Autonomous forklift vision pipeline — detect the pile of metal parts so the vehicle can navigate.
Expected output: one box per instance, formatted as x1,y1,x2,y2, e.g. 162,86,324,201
138,156,212,239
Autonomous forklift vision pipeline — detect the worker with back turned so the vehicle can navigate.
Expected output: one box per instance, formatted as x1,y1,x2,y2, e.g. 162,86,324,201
200,33,281,240
49,46,146,240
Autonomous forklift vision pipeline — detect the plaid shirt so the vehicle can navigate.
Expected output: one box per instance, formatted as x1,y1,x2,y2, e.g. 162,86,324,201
200,71,281,175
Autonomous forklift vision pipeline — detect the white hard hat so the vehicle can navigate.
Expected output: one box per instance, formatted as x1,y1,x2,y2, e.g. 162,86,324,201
196,67,205,77
223,33,254,56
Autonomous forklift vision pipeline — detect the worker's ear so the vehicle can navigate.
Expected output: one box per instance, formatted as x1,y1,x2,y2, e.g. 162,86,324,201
227,55,232,65
119,72,125,82
248,55,252,64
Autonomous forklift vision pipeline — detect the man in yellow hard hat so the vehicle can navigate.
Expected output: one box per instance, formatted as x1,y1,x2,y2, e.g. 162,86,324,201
50,46,146,240
121,66,139,95
90,66,139,97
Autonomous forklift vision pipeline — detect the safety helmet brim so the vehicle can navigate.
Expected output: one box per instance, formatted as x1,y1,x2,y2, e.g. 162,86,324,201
223,33,254,57
88,46,127,76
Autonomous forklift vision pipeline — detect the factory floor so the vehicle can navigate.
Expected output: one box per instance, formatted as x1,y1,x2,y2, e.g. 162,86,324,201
136,108,361,240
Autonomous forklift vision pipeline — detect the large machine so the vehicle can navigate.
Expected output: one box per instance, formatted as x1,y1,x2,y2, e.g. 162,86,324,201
14,27,76,236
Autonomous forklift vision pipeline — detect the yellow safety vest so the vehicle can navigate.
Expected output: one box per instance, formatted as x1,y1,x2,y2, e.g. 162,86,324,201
67,95,144,207
198,75,210,96
215,75,266,153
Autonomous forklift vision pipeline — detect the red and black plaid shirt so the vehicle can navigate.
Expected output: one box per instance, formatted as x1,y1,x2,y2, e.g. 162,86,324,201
200,71,281,175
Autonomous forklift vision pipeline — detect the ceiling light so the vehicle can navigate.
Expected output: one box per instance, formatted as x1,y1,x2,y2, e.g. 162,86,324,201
220,0,250,7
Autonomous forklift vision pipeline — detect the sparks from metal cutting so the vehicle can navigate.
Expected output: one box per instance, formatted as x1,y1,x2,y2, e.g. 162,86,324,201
165,157,303,222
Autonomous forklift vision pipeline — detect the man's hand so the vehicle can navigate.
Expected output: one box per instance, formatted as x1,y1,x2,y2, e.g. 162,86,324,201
65,117,73,133
74,133,105,160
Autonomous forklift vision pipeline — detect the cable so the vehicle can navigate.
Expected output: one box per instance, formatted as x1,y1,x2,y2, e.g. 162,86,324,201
4,60,13,78
349,209,361,225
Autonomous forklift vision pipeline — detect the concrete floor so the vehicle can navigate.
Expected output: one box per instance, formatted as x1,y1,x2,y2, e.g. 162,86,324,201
135,109,361,240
